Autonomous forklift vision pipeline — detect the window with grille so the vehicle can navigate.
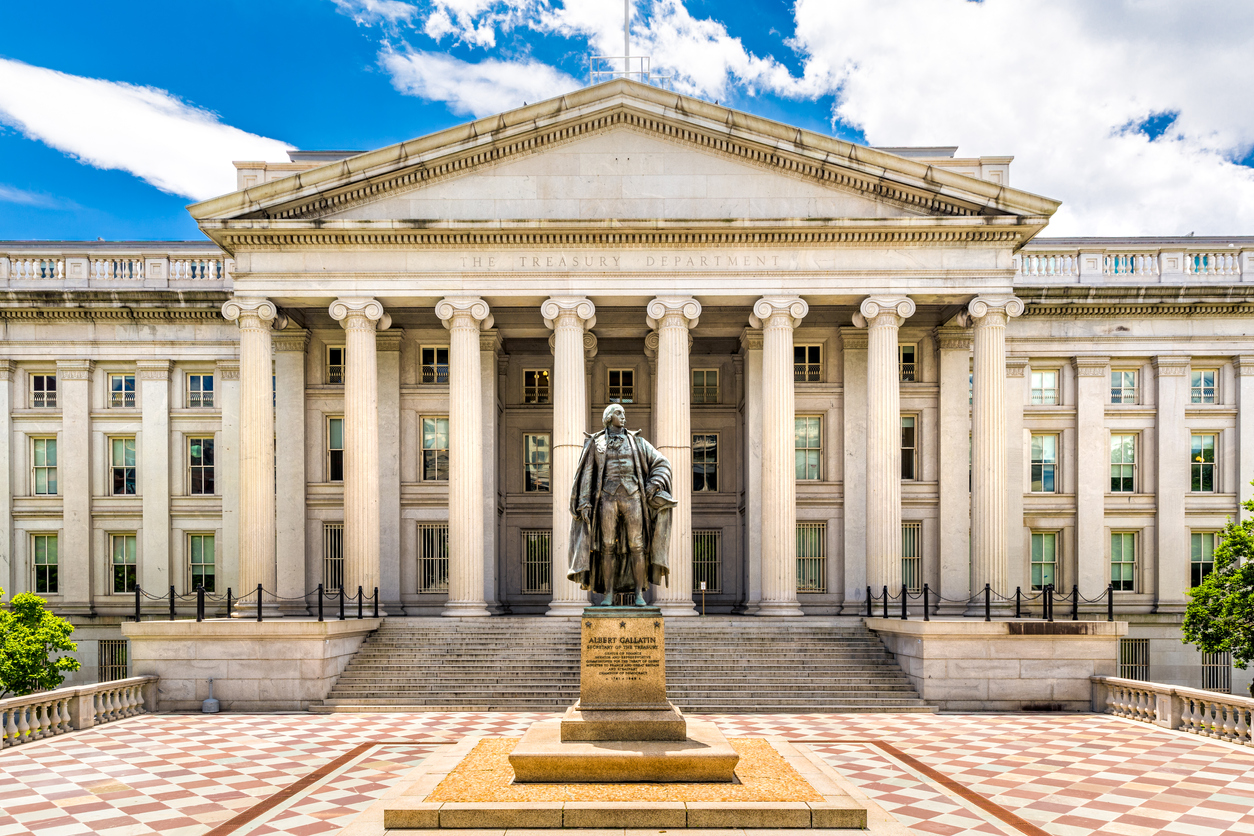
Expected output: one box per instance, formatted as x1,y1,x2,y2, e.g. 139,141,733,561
523,369,550,404
327,417,344,482
1202,651,1232,693
1030,434,1058,493
327,346,345,384
33,533,57,594
186,533,215,592
1111,532,1136,592
1031,532,1057,591
1030,370,1058,405
900,416,917,480
1191,532,1216,587
187,373,214,408
109,373,135,408
1191,434,1216,492
1110,434,1136,493
110,437,136,495
794,345,821,382
322,523,343,591
1119,638,1150,681
524,433,551,492
31,437,57,495
693,433,718,492
522,529,551,594
111,534,137,594
796,522,826,593
693,529,721,593
692,369,719,404
188,437,214,495
98,639,128,683
1110,370,1137,404
607,369,634,403
901,522,921,593
422,417,450,481
898,344,916,382
1191,370,1217,404
795,416,822,481
30,374,56,408
418,523,450,593
421,346,449,384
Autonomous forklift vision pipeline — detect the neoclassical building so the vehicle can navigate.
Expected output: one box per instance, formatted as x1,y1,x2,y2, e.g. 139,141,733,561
2,80,1251,691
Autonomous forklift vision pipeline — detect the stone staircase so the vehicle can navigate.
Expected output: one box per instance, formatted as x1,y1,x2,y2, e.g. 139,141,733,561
312,616,935,713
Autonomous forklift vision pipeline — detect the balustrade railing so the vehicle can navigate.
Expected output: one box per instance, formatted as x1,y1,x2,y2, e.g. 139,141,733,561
0,675,157,750
1019,252,1079,277
1017,243,1249,282
0,249,228,286
1093,675,1254,747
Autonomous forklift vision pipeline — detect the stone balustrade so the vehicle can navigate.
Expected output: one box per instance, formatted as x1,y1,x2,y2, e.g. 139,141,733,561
0,675,158,749
1016,240,1252,283
1093,675,1254,747
0,246,230,289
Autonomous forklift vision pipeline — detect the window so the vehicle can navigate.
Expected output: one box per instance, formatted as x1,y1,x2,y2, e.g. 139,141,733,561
327,346,345,385
796,522,826,592
1119,638,1150,681
189,534,215,592
692,369,719,404
32,534,57,594
187,373,214,408
523,369,550,404
898,344,916,382
421,346,449,384
1031,532,1057,591
1030,434,1058,493
111,534,137,594
1191,532,1216,587
900,416,917,480
1110,434,1136,493
1030,370,1058,405
693,529,721,593
794,345,821,382
1111,532,1136,591
422,417,450,481
1110,370,1137,404
188,437,215,495
524,433,550,492
902,522,921,593
327,418,344,482
693,433,718,492
110,437,136,495
30,374,56,408
522,530,551,594
323,523,343,591
98,639,128,683
31,437,56,495
418,523,450,592
1191,370,1217,404
795,416,822,481
1191,434,1216,492
1202,651,1232,694
607,369,634,403
109,374,135,408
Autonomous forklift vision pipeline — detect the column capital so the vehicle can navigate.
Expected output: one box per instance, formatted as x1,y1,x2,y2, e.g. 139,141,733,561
646,297,701,330
967,295,1024,320
934,326,973,351
1006,356,1030,378
56,359,93,380
1072,355,1110,377
331,297,390,331
0,359,13,381
856,295,916,327
839,326,868,351
750,296,808,329
1234,355,1254,377
377,329,405,352
541,296,596,330
479,328,502,354
222,296,277,325
216,360,240,381
273,328,311,353
739,327,763,353
436,297,492,331
1152,354,1191,376
136,359,172,381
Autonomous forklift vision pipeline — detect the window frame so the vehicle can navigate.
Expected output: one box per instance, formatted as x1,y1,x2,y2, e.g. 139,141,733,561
29,373,57,409
1030,531,1058,591
327,416,344,482
188,532,216,593
326,345,345,385
1110,432,1137,494
1111,531,1137,592
691,368,719,404
607,369,635,404
900,414,918,481
693,432,719,492
32,533,58,594
1191,433,1217,493
795,415,823,481
1030,369,1059,405
31,435,57,496
1191,531,1216,588
523,432,551,492
420,346,450,384
1030,433,1059,493
186,373,214,408
794,344,822,383
522,369,551,404
1110,369,1138,404
1191,369,1218,404
796,521,826,592
187,436,215,496
421,416,450,482
109,436,137,496
110,533,137,594
898,344,917,383
109,373,136,409
901,521,922,593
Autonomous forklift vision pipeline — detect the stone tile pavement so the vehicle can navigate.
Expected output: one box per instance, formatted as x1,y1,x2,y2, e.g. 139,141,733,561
0,711,1250,835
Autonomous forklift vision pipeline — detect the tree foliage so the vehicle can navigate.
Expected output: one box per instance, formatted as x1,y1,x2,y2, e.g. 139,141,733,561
1183,497,1254,696
0,586,80,698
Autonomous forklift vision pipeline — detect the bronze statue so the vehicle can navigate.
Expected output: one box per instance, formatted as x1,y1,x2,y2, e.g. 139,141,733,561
567,403,675,606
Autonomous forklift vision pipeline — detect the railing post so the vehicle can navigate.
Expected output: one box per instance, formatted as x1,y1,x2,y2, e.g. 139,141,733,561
317,583,324,622
866,586,872,617
357,585,363,620
256,583,263,622
1072,584,1079,621
196,585,204,622
134,586,141,622
881,585,888,619
983,583,990,622
168,585,176,621
339,586,345,621
900,584,908,620
1045,584,1054,622
373,587,379,619
226,587,233,618
923,584,930,621
1107,584,1114,622
1015,586,1021,619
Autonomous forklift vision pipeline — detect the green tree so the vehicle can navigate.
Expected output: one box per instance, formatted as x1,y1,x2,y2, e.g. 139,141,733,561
1183,498,1254,697
0,586,81,698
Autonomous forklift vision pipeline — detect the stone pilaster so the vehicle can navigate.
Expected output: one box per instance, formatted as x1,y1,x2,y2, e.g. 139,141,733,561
738,329,764,614
273,329,309,612
648,297,701,616
839,328,868,611
377,328,404,613
137,359,172,596
479,329,502,612
56,360,92,609
935,327,972,610
436,297,492,617
751,297,808,617
543,297,596,617
1073,355,1110,599
1154,355,1191,613
216,361,240,598
0,361,10,601
1237,356,1254,521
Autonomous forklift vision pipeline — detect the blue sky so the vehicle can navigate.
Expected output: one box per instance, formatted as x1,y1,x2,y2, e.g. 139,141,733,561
1,0,1252,241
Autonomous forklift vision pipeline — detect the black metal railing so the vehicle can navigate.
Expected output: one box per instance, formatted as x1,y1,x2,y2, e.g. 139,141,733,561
132,583,380,622
864,582,1117,622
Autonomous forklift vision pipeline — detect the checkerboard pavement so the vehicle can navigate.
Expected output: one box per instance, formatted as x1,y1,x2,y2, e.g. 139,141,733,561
0,711,1251,835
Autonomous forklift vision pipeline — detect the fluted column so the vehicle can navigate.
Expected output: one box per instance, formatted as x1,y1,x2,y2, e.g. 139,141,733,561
437,297,493,617
859,296,915,593
751,297,808,617
544,297,596,616
648,297,701,616
222,297,278,605
968,295,1023,597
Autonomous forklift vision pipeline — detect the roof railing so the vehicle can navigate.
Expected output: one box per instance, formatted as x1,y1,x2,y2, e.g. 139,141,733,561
590,55,673,90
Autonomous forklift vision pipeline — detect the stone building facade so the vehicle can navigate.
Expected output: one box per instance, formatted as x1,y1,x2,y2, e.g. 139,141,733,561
1,81,1250,692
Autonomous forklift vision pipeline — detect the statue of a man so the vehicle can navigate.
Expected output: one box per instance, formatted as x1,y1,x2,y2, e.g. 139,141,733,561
567,403,676,607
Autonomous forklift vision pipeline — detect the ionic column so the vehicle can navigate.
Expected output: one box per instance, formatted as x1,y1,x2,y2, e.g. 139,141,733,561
859,297,915,594
968,295,1023,598
222,298,278,604
648,297,701,617
436,297,492,617
751,297,808,617
329,298,387,607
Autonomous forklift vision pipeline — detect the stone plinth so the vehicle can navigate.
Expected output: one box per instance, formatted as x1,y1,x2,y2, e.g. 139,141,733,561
578,606,667,710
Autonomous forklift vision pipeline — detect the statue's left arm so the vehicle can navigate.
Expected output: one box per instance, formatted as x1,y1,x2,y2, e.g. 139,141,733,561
634,436,672,498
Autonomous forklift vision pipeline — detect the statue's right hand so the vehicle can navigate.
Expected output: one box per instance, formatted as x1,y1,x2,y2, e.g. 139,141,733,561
578,505,591,526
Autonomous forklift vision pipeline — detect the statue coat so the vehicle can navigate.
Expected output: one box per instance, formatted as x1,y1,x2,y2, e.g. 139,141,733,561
566,428,676,594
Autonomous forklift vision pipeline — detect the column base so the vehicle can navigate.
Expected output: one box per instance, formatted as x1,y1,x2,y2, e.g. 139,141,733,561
656,600,698,617
441,601,492,618
545,599,588,617
755,600,805,617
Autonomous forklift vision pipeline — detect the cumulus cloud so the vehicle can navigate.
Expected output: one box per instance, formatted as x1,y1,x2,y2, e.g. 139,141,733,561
332,0,420,27
0,59,292,201
381,48,581,116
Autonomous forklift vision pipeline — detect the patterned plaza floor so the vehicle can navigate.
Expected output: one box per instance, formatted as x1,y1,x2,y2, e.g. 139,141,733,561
0,711,1250,835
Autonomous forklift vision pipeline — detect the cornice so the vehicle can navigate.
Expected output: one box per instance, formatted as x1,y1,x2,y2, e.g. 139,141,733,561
56,359,94,380
1152,355,1191,376
0,308,225,321
272,328,311,353
840,327,868,351
934,326,972,351
136,359,173,381
215,360,240,381
1024,303,1254,317
1072,355,1110,377
1005,355,1030,378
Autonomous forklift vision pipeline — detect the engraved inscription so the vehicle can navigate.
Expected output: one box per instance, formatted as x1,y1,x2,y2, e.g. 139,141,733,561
584,635,660,684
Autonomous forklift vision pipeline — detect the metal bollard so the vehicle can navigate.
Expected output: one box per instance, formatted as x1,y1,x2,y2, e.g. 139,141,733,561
134,586,141,622
227,587,233,618
169,585,176,621
317,583,324,622
357,586,363,620
373,587,379,619
339,585,345,621
1107,584,1114,622
256,583,263,622
197,585,205,622
1045,584,1054,622
983,583,990,622
866,586,872,617
1072,584,1079,621
1015,586,1021,619
900,584,908,620
923,584,930,621
881,585,889,619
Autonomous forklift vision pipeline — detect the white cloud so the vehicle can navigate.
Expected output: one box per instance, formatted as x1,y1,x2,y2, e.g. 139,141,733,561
0,59,292,201
332,0,420,27
381,48,581,116
0,184,61,208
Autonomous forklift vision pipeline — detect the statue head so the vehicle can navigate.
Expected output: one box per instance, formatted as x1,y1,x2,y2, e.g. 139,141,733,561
602,403,626,429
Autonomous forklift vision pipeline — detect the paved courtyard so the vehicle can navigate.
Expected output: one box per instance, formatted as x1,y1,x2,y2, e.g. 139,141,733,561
0,711,1250,836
